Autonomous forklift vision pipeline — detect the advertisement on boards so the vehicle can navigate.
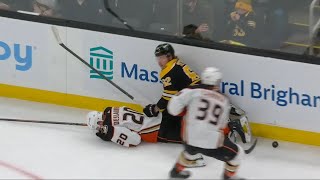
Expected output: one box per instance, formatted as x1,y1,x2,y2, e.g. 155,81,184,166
175,45,320,133
0,17,319,134
0,17,67,93
66,28,164,106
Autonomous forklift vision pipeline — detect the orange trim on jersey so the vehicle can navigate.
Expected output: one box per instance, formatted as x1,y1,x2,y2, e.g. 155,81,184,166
157,136,183,143
140,131,159,143
222,126,231,135
181,118,186,142
223,145,237,154
139,124,161,134
178,109,187,117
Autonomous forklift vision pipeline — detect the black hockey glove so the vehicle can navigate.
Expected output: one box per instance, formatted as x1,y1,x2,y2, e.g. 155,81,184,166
230,107,241,117
228,119,247,143
143,104,159,117
96,125,114,141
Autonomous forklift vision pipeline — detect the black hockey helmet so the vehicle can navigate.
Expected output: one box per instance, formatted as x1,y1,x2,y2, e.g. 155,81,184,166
154,43,175,57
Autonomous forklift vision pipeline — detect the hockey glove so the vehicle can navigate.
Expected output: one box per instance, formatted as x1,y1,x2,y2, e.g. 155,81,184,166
228,119,247,143
143,104,159,117
96,125,114,141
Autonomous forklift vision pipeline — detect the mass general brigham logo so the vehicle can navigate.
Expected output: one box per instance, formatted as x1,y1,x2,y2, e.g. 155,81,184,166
89,46,113,80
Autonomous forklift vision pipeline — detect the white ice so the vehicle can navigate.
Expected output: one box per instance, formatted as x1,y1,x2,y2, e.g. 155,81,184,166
0,97,319,179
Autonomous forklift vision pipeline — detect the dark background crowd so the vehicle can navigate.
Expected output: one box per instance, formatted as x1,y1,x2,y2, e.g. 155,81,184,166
0,0,316,56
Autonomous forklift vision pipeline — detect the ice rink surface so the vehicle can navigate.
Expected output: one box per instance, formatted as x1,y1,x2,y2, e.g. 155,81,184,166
0,97,319,179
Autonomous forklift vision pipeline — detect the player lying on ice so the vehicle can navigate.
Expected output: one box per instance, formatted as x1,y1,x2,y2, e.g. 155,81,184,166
86,104,252,149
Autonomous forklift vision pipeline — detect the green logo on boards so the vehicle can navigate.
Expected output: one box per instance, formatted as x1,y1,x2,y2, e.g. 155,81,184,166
89,46,113,80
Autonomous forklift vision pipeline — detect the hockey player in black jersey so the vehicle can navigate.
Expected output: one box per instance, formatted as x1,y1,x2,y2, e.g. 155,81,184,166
143,43,201,143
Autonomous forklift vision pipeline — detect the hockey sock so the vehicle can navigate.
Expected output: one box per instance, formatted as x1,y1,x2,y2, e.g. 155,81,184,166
224,162,239,179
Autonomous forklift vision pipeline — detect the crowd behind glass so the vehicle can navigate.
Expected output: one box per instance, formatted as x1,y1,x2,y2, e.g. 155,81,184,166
0,0,318,57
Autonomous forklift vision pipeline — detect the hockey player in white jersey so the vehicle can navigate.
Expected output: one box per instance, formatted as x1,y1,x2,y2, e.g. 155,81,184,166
168,67,245,179
86,106,206,168
86,106,162,147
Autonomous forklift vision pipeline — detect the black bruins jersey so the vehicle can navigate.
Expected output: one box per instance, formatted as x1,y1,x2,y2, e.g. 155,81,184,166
157,58,201,111
227,11,257,46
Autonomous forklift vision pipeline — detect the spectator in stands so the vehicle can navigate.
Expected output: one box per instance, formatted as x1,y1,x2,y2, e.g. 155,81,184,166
33,0,59,17
225,0,237,15
59,0,109,25
182,0,214,40
183,24,204,40
0,0,14,10
223,0,258,46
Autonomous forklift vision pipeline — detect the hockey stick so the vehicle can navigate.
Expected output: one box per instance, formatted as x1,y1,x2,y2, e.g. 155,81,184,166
228,103,257,154
229,131,257,154
244,138,258,154
0,118,87,126
51,26,134,101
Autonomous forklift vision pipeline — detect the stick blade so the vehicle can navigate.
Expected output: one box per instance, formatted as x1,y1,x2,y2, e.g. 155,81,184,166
51,26,63,44
245,138,258,154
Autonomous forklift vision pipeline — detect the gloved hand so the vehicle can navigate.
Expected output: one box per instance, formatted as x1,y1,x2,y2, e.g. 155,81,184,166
96,125,113,141
230,107,241,116
143,104,159,117
228,119,247,143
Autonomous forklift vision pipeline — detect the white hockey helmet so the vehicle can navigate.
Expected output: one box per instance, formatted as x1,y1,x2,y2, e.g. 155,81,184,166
86,111,103,130
201,67,222,86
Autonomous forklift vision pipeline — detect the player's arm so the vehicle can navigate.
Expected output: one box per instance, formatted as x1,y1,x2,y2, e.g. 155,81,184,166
96,125,141,148
156,91,177,112
156,64,200,112
167,89,192,116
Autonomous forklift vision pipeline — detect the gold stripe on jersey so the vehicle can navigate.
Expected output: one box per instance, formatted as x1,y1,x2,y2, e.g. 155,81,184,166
190,79,201,86
164,90,179,95
163,92,175,98
157,58,200,110
162,96,171,101
139,124,161,134
247,21,256,28
160,59,178,78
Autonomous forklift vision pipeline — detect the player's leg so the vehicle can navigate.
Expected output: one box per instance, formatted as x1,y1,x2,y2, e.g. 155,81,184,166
169,139,244,179
157,110,183,143
205,138,245,180
140,131,159,143
222,146,244,180
169,145,206,179
96,125,142,147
